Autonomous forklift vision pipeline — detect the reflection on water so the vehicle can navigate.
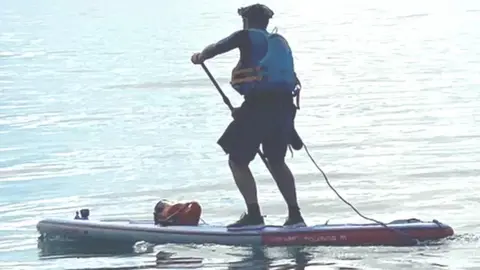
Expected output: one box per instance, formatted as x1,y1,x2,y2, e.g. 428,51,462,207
36,235,474,270
37,238,147,258
37,237,323,270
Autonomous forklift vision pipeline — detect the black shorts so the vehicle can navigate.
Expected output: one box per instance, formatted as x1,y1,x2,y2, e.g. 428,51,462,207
217,95,295,165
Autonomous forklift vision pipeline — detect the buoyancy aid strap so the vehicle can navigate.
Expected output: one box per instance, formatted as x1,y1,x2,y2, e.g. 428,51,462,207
289,73,302,156
232,66,262,76
231,66,263,85
231,76,263,84
293,72,302,110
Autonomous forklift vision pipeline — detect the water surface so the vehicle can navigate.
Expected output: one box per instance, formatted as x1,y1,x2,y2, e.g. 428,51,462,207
1,0,479,269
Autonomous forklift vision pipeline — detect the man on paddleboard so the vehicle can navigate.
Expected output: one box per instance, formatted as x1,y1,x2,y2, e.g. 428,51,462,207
190,4,306,228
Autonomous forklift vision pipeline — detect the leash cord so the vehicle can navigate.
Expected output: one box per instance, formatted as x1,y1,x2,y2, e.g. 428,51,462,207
302,143,420,245
199,63,419,245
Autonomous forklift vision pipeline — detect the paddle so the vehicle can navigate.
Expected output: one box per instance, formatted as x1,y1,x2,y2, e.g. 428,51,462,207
200,63,273,173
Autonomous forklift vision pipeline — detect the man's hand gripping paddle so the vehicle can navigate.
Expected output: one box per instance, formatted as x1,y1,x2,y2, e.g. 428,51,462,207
200,63,273,174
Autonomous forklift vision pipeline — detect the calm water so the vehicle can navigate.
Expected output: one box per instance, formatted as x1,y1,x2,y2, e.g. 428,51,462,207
1,0,480,269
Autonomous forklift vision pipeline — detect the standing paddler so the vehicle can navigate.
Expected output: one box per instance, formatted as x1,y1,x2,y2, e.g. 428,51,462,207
190,4,306,228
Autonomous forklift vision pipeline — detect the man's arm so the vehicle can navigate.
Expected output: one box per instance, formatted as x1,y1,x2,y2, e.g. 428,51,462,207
200,30,246,60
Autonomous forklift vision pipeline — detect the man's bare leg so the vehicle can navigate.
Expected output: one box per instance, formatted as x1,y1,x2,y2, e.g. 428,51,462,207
227,159,265,228
268,160,306,226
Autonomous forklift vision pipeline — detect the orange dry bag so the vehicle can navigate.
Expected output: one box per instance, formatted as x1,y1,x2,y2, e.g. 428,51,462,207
153,200,202,226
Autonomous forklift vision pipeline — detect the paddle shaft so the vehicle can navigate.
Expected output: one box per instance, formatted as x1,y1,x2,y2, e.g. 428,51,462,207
200,63,272,172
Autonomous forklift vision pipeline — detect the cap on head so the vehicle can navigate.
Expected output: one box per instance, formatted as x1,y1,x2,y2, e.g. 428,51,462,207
237,3,274,21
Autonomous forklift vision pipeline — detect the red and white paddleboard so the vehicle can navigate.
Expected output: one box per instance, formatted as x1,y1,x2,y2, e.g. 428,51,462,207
37,216,453,246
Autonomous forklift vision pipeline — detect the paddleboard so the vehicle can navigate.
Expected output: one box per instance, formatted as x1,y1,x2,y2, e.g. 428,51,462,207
37,215,454,246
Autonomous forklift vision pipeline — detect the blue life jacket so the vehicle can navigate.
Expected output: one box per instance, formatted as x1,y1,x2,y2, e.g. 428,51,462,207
230,28,300,101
